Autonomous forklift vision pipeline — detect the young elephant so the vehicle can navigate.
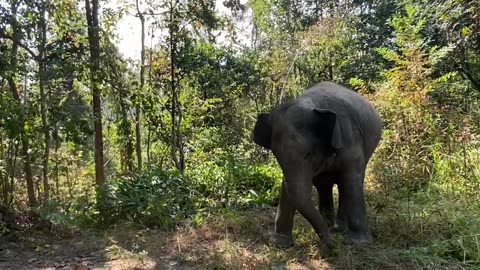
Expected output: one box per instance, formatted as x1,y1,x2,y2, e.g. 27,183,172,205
253,81,382,251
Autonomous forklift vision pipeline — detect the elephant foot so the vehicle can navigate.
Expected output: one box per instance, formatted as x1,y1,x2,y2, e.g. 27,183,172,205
345,231,373,245
330,222,347,234
268,232,294,249
316,235,336,257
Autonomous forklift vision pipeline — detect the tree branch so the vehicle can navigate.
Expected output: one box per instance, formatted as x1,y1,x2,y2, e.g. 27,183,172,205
0,28,83,63
0,30,40,61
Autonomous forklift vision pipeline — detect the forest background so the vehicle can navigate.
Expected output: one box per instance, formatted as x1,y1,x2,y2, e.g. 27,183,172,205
0,0,480,269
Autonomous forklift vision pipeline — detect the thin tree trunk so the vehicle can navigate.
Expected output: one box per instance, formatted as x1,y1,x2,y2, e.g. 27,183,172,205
0,91,5,206
7,0,36,206
328,55,333,81
23,65,28,104
135,0,145,171
53,123,60,196
177,104,185,171
119,100,133,171
66,162,73,199
107,53,133,172
135,108,142,170
85,0,105,187
2,140,19,207
8,141,19,207
147,27,154,169
38,0,50,201
0,137,6,206
21,110,35,206
147,127,151,169
169,0,180,171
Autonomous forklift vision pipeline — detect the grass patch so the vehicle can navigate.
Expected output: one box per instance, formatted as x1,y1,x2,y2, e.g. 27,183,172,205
2,192,479,270
93,188,478,269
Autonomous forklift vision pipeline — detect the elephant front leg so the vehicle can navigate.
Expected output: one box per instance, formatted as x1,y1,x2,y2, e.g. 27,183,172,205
284,178,335,251
270,179,295,248
339,171,373,245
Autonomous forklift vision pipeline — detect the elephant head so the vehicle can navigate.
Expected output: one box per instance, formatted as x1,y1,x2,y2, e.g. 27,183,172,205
253,108,345,155
253,113,272,149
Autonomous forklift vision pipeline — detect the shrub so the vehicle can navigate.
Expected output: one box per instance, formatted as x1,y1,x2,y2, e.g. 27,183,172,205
101,169,196,229
187,150,282,209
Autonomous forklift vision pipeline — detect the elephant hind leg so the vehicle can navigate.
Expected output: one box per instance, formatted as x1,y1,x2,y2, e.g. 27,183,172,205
313,181,335,228
338,170,373,245
333,183,348,234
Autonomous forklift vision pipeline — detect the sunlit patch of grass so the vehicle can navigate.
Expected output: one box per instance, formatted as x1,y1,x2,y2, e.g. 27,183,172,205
104,243,128,260
208,239,267,269
332,244,479,270
358,138,480,268
362,182,480,268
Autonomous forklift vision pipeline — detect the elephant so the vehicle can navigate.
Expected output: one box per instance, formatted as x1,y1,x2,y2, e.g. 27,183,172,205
252,81,382,251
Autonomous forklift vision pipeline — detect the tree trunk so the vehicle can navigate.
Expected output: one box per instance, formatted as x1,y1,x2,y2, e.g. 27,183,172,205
85,0,105,187
328,55,334,81
8,142,19,207
177,104,185,171
135,108,142,171
0,136,6,207
147,28,154,169
53,123,60,196
169,0,181,171
66,162,73,199
38,0,50,202
7,0,36,206
0,139,18,208
135,0,145,171
119,99,133,171
147,127,151,169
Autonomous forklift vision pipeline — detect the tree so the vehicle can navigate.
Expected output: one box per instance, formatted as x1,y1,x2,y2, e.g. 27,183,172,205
1,0,37,206
427,0,480,91
37,0,50,201
134,0,145,171
102,40,135,172
168,0,184,172
84,0,105,187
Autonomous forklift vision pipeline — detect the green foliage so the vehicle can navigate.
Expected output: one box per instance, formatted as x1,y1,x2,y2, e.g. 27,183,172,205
400,191,480,266
100,169,195,229
296,16,356,85
359,3,480,266
188,150,282,208
0,95,24,139
36,199,78,228
88,160,281,229
348,77,368,93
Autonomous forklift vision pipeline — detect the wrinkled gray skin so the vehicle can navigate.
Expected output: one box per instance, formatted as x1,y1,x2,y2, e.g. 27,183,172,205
253,81,382,251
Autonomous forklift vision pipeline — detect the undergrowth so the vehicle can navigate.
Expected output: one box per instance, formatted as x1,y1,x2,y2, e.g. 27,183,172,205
27,94,480,268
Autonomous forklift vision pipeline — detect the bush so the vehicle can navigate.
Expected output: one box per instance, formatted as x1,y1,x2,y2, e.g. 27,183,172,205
101,169,196,229
187,149,282,209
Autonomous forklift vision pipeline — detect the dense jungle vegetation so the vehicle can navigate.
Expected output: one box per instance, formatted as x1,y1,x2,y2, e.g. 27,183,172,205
0,0,479,269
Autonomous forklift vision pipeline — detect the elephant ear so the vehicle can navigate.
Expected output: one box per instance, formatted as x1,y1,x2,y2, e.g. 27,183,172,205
312,109,344,150
253,113,272,149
